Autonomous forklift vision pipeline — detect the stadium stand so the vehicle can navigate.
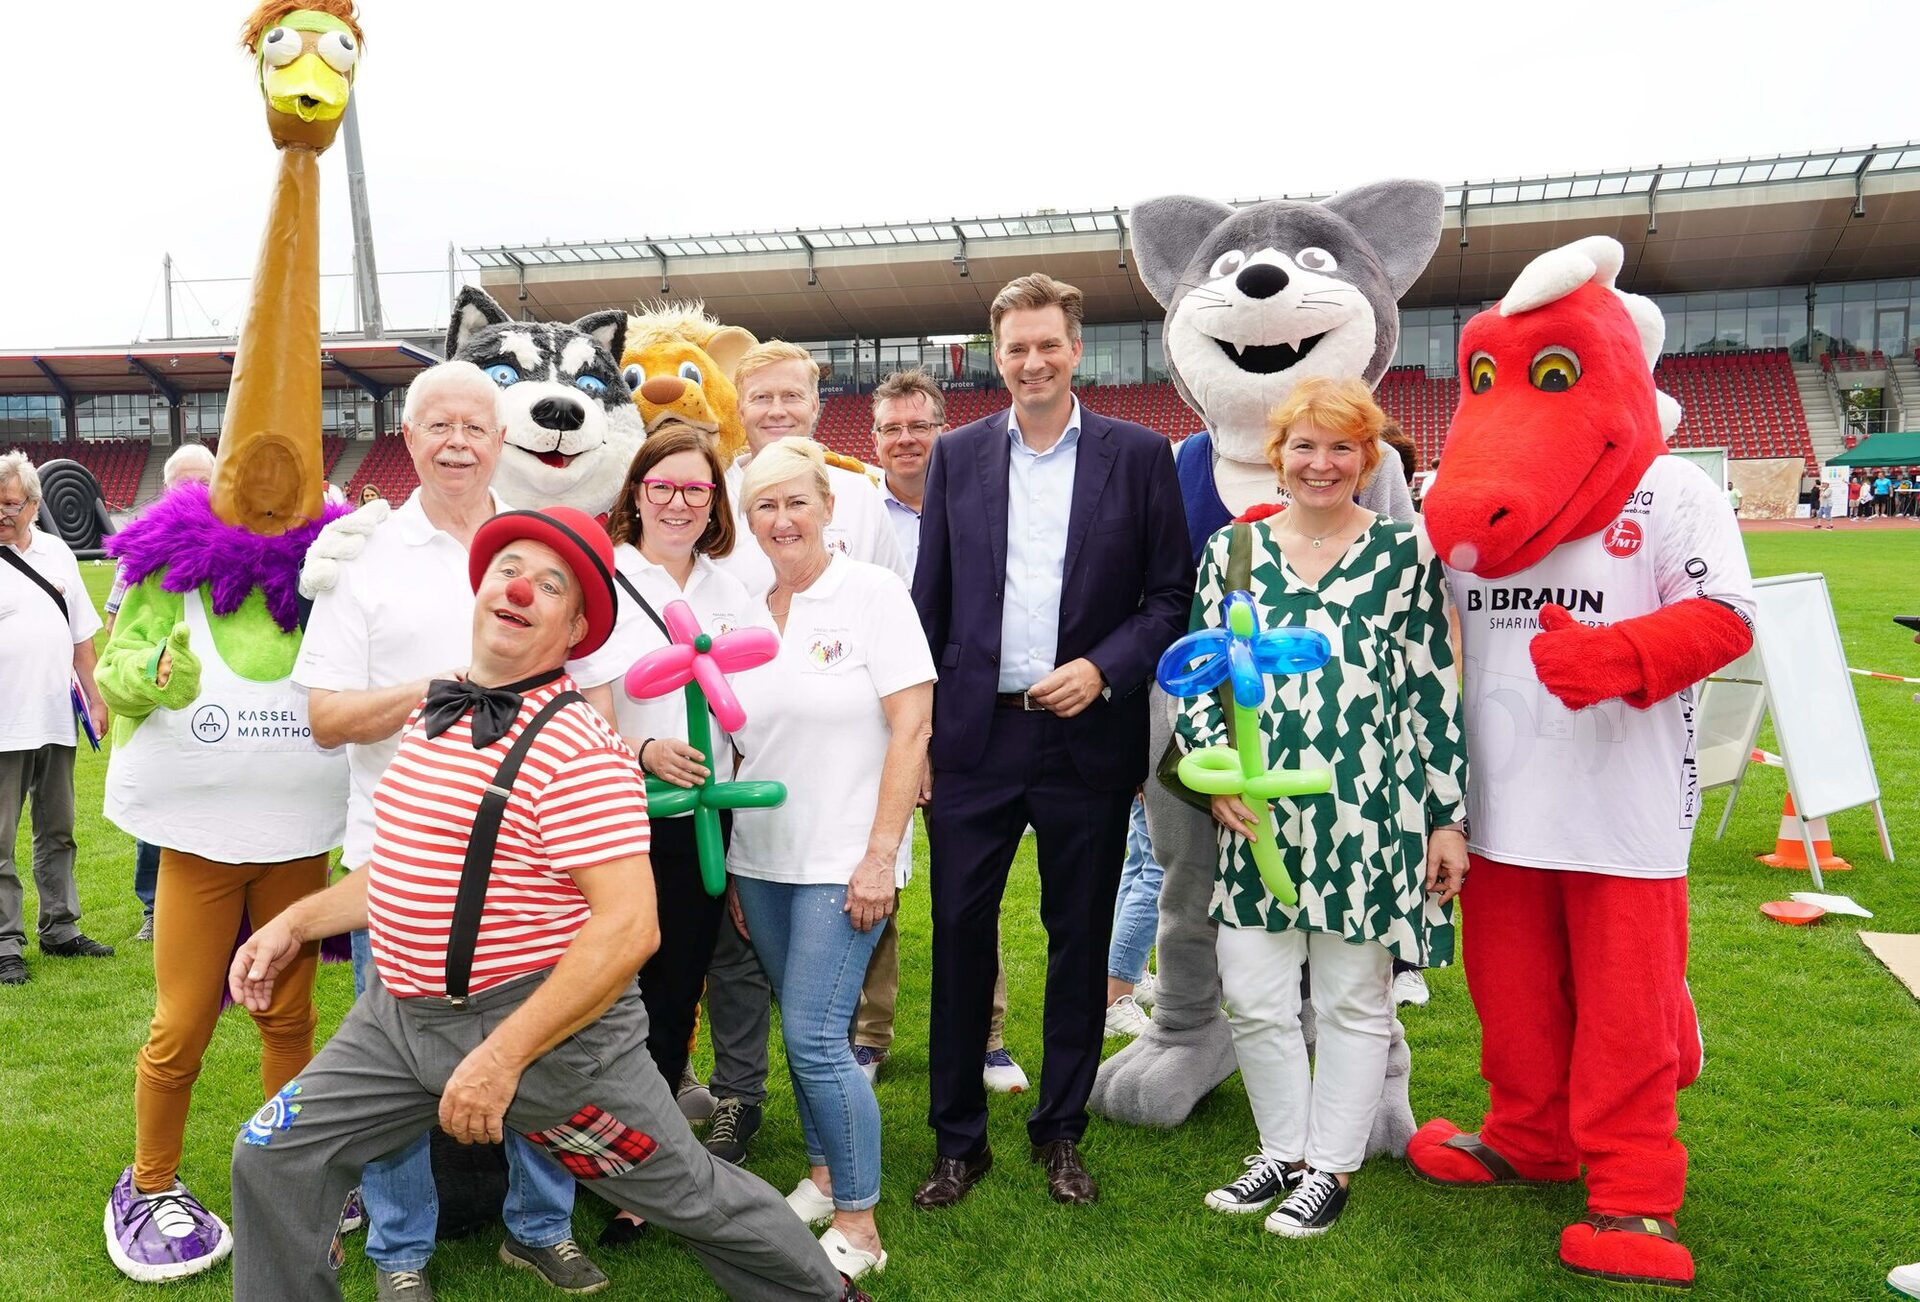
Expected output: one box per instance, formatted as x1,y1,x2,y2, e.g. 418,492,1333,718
1654,349,1815,473
343,434,417,503
2,439,150,509
1822,350,1887,373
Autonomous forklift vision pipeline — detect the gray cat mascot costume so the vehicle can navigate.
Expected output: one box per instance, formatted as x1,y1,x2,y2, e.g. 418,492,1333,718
1089,182,1444,1146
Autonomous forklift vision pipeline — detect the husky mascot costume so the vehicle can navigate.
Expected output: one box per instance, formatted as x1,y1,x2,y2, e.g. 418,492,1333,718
1089,182,1443,1149
1410,236,1753,1291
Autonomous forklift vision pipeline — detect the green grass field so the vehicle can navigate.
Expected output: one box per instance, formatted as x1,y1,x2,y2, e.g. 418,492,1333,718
3,530,1917,1301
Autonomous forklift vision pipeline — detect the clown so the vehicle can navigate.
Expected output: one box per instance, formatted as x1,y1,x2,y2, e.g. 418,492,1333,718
94,0,359,1281
1410,236,1755,1290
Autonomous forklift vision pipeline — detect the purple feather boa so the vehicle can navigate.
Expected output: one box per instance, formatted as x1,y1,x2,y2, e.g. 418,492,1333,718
107,483,350,633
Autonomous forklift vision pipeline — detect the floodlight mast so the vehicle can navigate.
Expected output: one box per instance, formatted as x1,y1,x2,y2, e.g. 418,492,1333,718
341,100,384,340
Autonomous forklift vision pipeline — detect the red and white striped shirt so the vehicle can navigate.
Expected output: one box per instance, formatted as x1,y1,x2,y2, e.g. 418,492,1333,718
367,676,649,999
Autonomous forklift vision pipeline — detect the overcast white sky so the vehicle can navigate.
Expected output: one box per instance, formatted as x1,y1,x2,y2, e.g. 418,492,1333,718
3,0,1912,347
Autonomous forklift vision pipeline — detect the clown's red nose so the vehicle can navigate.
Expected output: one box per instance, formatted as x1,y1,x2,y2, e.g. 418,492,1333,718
505,577,534,607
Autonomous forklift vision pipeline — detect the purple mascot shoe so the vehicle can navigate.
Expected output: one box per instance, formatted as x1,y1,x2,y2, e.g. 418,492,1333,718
105,1166,233,1282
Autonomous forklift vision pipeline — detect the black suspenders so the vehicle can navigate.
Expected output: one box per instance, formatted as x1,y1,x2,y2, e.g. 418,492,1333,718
442,690,585,1006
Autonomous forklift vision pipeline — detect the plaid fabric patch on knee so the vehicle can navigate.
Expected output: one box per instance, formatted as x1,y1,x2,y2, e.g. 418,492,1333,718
523,1105,658,1179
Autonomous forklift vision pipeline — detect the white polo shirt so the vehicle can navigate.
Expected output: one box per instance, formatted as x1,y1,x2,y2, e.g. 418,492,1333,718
726,555,934,888
718,455,909,598
569,543,760,748
292,488,508,868
0,528,100,751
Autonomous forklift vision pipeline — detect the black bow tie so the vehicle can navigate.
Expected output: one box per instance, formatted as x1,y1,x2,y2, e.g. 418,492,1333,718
421,669,564,749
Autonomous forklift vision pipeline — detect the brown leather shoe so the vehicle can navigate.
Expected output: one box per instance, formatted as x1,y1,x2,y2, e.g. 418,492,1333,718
1032,1139,1098,1204
912,1149,992,1210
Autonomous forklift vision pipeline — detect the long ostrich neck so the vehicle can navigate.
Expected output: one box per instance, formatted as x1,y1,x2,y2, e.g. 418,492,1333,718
209,145,326,533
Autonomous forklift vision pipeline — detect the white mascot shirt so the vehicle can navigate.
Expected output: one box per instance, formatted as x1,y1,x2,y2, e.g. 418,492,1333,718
1446,456,1755,878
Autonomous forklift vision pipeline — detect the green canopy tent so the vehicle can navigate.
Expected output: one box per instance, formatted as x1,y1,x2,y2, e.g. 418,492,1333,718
1826,432,1920,466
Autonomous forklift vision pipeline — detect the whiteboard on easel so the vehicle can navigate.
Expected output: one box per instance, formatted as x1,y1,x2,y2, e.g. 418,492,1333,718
1695,644,1766,792
1749,573,1880,820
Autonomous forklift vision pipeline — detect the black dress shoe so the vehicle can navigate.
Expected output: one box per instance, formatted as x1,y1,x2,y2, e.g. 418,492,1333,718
42,933,114,958
1032,1139,1098,1204
0,955,27,985
912,1149,992,1210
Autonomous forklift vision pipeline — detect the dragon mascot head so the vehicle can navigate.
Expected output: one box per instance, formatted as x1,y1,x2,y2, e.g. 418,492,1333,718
1424,235,1678,579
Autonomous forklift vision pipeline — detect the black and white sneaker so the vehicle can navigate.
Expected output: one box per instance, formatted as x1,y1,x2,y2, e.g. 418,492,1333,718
1264,1168,1348,1238
1203,1155,1298,1214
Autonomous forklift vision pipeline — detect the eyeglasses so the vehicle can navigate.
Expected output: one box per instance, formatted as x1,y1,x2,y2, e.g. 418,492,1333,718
0,498,29,520
639,478,716,507
875,421,942,439
422,421,492,440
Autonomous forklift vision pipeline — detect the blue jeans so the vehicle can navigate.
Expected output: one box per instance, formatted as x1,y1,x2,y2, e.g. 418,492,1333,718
1107,795,1163,984
348,929,575,1268
730,878,885,1211
134,840,160,914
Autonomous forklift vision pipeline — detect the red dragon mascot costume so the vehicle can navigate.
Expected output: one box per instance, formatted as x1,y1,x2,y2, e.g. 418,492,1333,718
1410,235,1756,1290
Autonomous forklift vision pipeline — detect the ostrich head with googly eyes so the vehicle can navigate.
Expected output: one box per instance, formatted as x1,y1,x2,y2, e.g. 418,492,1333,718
241,1,364,152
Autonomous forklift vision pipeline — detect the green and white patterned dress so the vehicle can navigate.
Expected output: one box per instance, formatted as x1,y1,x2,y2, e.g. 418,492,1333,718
1175,516,1467,965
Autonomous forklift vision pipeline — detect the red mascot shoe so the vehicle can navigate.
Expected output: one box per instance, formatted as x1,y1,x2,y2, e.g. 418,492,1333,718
1405,1119,1578,1187
1559,1213,1695,1289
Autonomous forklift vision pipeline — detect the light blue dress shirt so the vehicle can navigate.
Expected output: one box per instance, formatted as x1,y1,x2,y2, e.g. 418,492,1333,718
998,397,1081,692
879,477,921,576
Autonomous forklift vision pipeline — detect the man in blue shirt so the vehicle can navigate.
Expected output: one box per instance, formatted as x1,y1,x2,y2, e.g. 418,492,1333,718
1873,470,1893,517
911,275,1192,1209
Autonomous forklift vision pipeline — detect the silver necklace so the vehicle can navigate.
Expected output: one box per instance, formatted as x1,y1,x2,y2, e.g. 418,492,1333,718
1293,505,1353,550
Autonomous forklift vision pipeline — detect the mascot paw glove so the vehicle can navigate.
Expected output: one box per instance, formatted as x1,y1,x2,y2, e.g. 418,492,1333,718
145,621,203,709
298,497,390,598
1529,604,1643,711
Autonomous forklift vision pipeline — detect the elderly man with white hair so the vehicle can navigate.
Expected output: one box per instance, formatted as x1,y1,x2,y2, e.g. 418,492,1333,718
0,450,112,986
293,360,609,1296
105,441,216,941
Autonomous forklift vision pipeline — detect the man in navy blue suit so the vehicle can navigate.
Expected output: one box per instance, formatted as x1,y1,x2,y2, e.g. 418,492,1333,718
911,274,1194,1208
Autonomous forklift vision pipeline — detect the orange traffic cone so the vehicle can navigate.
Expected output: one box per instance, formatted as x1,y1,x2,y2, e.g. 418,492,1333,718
1757,793,1851,871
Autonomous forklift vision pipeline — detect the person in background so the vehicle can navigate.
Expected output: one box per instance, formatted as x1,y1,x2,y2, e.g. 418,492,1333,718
359,483,385,508
1102,792,1161,1039
1814,477,1835,530
700,341,910,1166
0,451,112,987
1895,468,1914,517
104,442,216,943
858,368,1029,1093
1873,468,1892,517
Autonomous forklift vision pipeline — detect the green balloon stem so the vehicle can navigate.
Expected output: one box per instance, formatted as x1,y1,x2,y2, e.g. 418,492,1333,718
1234,700,1297,907
642,678,786,898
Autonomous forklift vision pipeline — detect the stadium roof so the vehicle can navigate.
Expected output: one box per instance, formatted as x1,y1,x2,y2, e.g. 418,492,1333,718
0,337,441,399
466,142,1920,339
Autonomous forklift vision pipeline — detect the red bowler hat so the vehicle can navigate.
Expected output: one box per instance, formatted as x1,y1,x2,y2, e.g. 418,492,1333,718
469,506,618,657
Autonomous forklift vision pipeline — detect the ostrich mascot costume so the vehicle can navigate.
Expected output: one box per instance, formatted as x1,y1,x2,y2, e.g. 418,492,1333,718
1410,236,1755,1291
96,1,358,1281
1090,181,1443,1147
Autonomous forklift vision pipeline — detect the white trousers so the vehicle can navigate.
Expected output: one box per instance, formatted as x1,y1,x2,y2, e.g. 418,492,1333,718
1216,925,1394,1174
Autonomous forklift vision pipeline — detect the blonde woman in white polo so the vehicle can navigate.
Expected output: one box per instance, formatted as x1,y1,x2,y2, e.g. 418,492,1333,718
725,437,934,1282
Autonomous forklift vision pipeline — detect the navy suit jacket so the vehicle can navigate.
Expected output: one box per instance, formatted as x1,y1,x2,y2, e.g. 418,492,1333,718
912,405,1195,791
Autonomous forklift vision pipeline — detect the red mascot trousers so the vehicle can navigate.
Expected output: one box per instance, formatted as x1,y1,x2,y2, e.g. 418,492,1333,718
1463,856,1700,1216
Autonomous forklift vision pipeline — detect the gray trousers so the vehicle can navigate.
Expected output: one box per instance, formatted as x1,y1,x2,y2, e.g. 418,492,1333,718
707,917,775,1104
230,969,843,1302
0,744,82,958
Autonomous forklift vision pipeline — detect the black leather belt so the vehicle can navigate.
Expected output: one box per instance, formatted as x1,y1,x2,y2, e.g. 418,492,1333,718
995,691,1048,712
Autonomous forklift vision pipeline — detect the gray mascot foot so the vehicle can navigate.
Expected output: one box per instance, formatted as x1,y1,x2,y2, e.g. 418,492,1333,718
1089,1009,1238,1127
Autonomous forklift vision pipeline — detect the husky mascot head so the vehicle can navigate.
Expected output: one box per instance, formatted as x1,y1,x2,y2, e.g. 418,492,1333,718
446,287,645,517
